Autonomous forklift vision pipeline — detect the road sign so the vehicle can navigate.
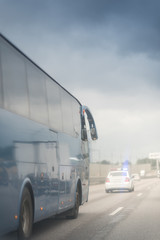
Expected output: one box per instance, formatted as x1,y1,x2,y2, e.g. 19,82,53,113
149,152,160,159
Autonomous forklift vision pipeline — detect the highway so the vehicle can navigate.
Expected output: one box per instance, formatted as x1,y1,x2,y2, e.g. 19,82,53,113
3,178,160,240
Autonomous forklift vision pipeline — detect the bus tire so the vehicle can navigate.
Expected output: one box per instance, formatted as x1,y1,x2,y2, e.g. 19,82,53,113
18,188,33,240
66,188,80,219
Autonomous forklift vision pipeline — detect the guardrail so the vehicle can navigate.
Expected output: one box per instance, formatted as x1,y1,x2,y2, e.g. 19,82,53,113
90,177,106,185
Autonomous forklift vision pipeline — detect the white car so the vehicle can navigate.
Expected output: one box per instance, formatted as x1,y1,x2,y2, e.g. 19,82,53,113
105,170,134,193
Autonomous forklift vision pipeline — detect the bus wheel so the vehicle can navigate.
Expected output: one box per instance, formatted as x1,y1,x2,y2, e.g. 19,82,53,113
18,188,33,240
66,188,80,219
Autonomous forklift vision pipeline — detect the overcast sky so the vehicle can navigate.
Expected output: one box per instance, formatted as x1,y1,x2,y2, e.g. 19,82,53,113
0,0,160,163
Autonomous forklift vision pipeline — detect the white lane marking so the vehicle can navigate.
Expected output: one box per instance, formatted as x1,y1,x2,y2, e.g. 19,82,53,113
109,207,124,216
137,193,143,197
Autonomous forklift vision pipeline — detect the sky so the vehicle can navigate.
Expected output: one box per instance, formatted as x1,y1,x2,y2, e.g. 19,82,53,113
0,0,160,163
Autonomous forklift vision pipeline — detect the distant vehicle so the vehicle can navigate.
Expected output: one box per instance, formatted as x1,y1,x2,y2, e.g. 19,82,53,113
140,170,145,177
157,170,160,178
0,34,98,239
131,173,141,181
105,170,134,193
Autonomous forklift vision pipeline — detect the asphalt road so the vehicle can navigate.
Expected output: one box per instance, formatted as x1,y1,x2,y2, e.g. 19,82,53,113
2,178,160,240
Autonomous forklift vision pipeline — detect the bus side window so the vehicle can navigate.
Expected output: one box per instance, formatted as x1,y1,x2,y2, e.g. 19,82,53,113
1,39,29,117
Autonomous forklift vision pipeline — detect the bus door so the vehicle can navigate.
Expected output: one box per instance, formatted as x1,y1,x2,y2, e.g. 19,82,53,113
36,128,59,217
46,141,59,212
39,139,59,215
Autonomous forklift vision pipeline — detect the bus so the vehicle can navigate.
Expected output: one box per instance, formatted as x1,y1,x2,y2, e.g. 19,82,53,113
0,34,98,239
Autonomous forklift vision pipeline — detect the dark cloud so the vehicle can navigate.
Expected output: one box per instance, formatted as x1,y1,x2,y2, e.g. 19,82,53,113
0,0,160,90
1,0,160,58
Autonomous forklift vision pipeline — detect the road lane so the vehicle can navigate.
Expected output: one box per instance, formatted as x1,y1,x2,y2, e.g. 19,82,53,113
109,207,124,216
108,178,160,240
31,178,160,240
2,178,160,240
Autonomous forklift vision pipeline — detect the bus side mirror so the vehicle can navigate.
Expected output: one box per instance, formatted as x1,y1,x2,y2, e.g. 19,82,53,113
90,127,98,140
